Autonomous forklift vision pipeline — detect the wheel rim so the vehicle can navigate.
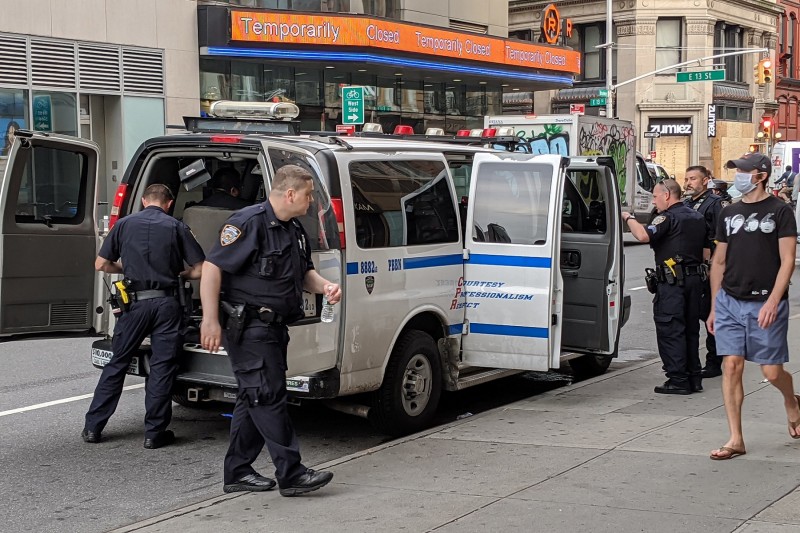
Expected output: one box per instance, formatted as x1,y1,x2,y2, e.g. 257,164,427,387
400,354,433,416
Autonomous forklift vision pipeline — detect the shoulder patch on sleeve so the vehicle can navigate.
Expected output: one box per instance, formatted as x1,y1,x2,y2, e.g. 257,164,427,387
220,224,242,246
720,200,731,208
652,215,666,225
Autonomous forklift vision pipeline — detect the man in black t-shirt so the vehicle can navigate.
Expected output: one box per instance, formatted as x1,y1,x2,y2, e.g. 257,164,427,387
707,152,800,461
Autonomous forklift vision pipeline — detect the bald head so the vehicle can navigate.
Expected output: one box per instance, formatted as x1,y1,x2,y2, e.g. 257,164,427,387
656,178,682,199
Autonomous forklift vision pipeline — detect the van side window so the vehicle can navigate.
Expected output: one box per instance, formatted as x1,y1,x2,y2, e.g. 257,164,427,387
472,162,551,245
16,147,86,225
565,169,607,234
349,160,459,248
268,148,338,251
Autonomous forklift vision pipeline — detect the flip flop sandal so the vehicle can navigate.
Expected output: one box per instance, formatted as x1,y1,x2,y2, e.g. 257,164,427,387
789,395,800,440
709,446,746,460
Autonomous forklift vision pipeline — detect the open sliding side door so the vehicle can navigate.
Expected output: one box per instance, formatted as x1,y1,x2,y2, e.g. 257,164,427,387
460,153,566,371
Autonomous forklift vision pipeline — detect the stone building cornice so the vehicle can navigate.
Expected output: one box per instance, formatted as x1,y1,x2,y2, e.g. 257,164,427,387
637,102,705,111
686,19,715,36
616,18,656,37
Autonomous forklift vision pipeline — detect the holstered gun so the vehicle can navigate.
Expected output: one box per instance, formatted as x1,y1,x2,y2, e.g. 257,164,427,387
644,268,658,294
221,301,246,345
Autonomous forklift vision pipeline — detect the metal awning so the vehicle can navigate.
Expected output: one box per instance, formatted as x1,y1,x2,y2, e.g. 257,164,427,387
713,84,754,103
552,86,606,103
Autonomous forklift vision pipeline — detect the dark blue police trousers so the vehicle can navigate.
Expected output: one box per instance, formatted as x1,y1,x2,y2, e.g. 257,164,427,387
85,297,181,438
223,323,307,487
653,275,703,385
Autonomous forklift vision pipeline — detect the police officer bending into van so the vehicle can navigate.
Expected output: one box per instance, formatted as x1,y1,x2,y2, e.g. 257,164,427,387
683,166,726,379
83,184,205,448
200,164,340,496
625,179,709,394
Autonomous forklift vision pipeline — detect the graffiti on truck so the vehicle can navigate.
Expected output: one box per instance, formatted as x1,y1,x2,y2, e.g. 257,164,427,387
579,122,635,204
515,124,570,157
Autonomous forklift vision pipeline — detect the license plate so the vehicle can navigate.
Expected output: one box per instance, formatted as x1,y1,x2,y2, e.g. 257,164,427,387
91,348,139,374
302,291,317,318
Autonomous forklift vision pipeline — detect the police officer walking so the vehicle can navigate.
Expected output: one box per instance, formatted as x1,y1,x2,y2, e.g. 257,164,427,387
200,164,340,496
625,179,709,394
683,166,727,379
83,184,205,448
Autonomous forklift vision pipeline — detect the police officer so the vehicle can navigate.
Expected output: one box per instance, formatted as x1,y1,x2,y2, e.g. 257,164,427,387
200,164,339,496
83,184,205,448
683,166,727,379
711,179,734,204
624,179,709,394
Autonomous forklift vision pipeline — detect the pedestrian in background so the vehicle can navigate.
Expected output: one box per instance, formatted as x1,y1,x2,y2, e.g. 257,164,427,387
83,184,205,448
624,178,709,394
708,153,800,460
200,164,340,496
683,166,725,379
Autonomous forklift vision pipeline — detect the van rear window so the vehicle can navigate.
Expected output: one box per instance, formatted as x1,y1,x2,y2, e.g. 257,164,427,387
15,146,86,225
349,160,458,249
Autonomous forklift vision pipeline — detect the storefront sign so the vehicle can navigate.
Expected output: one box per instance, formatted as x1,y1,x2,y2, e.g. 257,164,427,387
230,11,581,74
539,4,573,45
33,95,52,132
647,119,693,136
569,103,585,115
707,104,716,138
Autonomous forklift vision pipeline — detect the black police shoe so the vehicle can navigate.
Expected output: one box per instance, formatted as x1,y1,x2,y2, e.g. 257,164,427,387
654,381,692,395
701,366,722,379
690,377,703,393
279,469,334,497
143,430,175,449
81,429,101,443
223,473,277,493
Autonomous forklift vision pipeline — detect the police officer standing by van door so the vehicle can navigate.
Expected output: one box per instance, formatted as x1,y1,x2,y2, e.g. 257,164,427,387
683,166,727,379
83,184,205,448
200,164,340,497
624,179,709,394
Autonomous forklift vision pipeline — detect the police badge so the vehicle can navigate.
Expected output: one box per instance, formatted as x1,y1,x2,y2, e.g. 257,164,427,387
220,224,242,246
652,215,666,225
365,275,375,294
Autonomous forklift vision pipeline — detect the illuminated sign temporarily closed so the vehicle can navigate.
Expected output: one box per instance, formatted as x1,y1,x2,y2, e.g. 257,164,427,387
230,11,581,75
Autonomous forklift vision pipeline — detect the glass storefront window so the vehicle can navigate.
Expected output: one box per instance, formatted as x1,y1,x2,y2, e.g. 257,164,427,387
295,69,322,107
225,0,400,18
0,88,29,159
31,91,77,137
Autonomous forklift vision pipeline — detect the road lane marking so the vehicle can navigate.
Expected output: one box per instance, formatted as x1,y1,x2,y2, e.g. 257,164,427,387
628,286,647,291
791,313,800,320
0,383,145,417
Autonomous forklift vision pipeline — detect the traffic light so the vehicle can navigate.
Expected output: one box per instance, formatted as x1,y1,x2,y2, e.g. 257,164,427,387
749,144,759,153
762,118,772,138
755,58,773,86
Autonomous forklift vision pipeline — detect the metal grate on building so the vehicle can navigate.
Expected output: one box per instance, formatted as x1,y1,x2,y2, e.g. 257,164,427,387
449,20,488,34
0,34,27,86
50,302,90,327
78,44,121,92
30,39,77,88
123,48,164,95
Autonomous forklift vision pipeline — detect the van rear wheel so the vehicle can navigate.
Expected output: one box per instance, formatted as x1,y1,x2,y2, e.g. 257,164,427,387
369,330,442,437
569,354,613,379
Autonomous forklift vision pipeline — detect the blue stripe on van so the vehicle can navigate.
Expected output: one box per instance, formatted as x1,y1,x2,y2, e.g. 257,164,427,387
403,254,462,269
346,262,359,275
467,254,551,268
448,323,464,335
470,323,549,338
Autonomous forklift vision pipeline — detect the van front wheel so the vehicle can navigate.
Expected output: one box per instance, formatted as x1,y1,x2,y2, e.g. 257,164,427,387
369,331,442,437
569,354,613,379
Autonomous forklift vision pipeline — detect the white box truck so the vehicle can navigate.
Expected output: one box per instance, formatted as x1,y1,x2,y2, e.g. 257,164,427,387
485,114,655,221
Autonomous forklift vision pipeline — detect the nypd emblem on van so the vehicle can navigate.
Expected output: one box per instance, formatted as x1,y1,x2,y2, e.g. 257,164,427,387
365,275,375,294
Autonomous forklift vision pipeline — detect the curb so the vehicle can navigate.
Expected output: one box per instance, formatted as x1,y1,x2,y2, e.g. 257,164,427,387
110,357,659,532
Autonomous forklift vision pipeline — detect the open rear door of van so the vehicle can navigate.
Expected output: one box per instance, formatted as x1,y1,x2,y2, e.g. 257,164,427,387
0,131,99,334
461,153,565,371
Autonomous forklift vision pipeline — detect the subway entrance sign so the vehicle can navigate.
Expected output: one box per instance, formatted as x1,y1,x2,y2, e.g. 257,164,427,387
342,86,364,125
676,69,726,83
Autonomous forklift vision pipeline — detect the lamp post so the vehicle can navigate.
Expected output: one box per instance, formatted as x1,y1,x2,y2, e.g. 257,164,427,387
605,0,613,118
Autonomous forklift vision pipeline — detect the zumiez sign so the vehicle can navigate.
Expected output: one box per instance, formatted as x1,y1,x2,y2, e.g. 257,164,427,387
647,120,693,136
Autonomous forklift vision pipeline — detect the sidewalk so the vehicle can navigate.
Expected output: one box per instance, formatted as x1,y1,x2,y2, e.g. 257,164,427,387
113,347,800,533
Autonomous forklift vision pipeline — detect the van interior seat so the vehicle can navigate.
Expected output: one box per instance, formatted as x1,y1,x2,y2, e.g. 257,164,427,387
182,205,237,304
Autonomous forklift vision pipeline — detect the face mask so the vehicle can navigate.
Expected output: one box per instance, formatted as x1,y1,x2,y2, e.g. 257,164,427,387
734,172,757,195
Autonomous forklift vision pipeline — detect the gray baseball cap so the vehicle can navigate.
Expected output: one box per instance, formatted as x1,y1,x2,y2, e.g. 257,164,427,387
725,152,772,178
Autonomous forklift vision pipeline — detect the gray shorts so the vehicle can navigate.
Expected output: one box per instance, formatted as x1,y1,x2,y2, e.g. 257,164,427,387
714,289,789,364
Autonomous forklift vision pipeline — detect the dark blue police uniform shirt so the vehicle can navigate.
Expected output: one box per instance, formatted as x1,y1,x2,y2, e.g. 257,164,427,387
645,203,706,266
206,201,314,322
683,190,725,250
99,205,205,291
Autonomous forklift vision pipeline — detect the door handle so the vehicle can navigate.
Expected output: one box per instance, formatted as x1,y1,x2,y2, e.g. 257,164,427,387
562,270,579,278
560,249,581,269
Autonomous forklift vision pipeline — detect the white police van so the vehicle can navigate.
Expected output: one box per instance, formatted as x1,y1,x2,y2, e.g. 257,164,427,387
1,102,629,435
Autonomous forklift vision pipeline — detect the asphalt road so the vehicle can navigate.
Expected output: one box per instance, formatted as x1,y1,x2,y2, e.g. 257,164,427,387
0,241,658,533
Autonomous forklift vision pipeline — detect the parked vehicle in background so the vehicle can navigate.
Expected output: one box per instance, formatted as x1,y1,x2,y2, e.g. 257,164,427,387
485,114,654,222
770,141,800,189
646,161,671,182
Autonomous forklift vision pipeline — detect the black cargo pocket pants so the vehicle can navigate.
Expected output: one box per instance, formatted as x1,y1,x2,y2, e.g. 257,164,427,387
223,323,307,487
652,276,702,386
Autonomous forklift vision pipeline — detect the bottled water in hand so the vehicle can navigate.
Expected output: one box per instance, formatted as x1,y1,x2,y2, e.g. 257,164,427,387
321,284,335,323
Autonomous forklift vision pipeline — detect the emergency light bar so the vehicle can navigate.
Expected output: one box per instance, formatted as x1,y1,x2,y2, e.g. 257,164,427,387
362,123,384,133
209,100,300,120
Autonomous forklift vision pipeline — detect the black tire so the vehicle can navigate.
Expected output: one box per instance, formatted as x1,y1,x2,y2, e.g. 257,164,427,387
171,393,194,408
569,354,613,379
369,330,442,437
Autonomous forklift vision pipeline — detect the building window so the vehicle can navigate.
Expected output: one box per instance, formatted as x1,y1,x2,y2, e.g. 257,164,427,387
715,104,752,123
656,18,682,71
223,0,400,18
789,15,796,79
566,23,617,82
714,22,744,82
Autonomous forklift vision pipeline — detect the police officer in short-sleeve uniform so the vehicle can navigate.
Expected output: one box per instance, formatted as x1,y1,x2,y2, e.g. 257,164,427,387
624,178,708,394
200,164,340,497
682,166,727,378
83,184,205,448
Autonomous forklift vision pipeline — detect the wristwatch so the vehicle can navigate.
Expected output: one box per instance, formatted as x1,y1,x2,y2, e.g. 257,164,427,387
623,213,633,223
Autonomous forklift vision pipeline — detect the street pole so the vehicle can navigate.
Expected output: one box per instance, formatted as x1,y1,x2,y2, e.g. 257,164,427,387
605,0,613,118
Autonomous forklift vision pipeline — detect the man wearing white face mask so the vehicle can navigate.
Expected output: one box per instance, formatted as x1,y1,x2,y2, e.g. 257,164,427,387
707,152,800,461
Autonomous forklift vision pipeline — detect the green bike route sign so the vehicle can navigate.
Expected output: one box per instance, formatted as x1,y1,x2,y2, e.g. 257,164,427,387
342,86,364,125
